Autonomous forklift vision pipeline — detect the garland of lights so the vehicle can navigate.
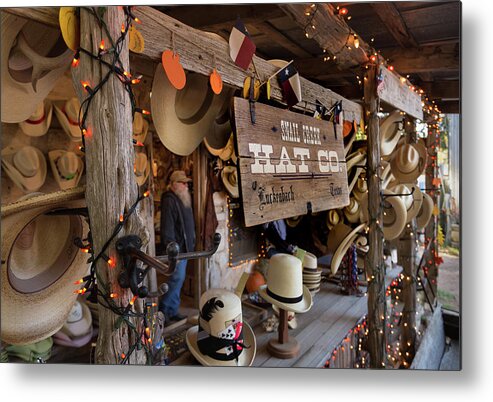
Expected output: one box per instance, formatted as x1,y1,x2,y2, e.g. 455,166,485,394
70,6,158,364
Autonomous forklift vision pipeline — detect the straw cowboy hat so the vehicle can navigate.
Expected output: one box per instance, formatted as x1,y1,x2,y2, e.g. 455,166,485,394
53,300,93,348
1,145,47,193
358,188,407,240
134,152,150,186
272,305,298,330
151,64,231,156
1,195,90,345
132,111,149,145
19,100,53,137
352,177,368,202
205,132,236,162
326,209,342,230
204,89,234,150
389,183,423,224
302,252,321,294
221,165,239,198
380,110,403,157
344,197,361,224
53,98,82,142
380,160,395,190
346,150,366,193
186,288,256,366
390,141,427,184
1,13,72,123
285,215,302,228
416,192,433,230
258,253,313,314
48,150,84,190
327,223,365,275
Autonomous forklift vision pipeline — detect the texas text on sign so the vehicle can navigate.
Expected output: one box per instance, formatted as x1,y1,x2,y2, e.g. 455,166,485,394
233,97,350,227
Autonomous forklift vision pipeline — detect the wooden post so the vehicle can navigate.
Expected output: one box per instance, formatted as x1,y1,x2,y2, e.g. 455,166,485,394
398,116,417,365
72,6,149,364
425,119,439,301
364,65,386,368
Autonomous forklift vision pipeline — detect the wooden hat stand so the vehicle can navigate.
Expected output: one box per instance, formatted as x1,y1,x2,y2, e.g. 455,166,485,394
267,307,300,359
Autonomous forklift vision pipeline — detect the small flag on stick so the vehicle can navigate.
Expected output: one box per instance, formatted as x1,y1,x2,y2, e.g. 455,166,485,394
229,19,256,70
276,61,302,107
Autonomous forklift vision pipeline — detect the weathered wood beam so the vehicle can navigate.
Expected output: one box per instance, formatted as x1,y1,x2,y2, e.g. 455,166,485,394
371,2,419,48
279,3,370,70
4,6,363,122
251,21,312,59
155,4,285,30
6,6,58,27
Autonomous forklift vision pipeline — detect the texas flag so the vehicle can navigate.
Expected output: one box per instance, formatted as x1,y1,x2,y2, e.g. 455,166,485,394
276,62,302,107
229,19,256,70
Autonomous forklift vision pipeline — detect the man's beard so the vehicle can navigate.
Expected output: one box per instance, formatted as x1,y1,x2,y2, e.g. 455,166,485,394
174,186,192,208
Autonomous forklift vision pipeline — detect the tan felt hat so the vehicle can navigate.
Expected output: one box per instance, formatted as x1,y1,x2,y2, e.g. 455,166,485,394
1,194,90,345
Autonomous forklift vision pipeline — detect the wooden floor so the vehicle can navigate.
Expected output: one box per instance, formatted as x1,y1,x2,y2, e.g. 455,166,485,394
172,266,402,367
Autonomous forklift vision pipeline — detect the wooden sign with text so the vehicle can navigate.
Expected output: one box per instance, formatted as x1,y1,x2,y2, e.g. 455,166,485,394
377,66,424,120
233,97,350,227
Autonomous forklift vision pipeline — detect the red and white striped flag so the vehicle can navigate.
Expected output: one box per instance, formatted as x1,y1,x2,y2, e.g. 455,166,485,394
229,19,256,70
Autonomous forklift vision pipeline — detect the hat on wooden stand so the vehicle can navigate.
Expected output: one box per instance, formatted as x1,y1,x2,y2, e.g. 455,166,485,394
48,150,84,190
258,253,313,314
1,12,72,123
186,288,256,366
19,100,53,137
1,145,47,193
1,193,90,345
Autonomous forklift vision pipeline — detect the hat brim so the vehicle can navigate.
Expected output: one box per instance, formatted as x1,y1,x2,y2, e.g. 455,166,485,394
1,145,47,193
48,150,84,190
53,103,82,142
19,101,53,137
330,223,366,275
258,284,313,314
380,111,403,156
221,166,239,198
416,193,433,230
186,321,256,367
382,189,408,240
152,66,230,156
1,197,90,345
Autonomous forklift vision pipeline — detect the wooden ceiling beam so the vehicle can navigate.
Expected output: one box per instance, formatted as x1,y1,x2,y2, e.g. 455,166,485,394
435,100,460,114
421,80,460,100
279,3,370,69
371,2,419,48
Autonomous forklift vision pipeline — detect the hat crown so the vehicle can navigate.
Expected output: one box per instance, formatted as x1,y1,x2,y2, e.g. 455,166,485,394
29,101,45,120
175,73,213,122
199,289,242,338
13,146,40,177
65,98,80,122
134,153,147,176
392,184,413,209
303,252,318,270
327,210,340,225
396,144,420,173
57,152,79,178
346,198,359,214
133,112,144,135
267,254,303,299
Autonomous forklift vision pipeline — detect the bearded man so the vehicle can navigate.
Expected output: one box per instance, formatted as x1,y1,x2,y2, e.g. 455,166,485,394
159,170,196,324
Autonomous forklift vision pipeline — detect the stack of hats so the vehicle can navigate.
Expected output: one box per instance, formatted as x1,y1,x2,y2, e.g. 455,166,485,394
302,252,322,296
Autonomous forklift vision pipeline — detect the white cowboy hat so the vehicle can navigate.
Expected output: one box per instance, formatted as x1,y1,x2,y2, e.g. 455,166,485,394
380,160,395,190
390,142,427,184
344,197,361,224
1,195,90,345
186,288,256,366
53,98,82,142
134,152,150,186
380,110,404,157
327,223,365,275
346,150,366,193
221,165,239,198
416,192,433,230
326,209,342,230
19,99,53,137
258,253,313,314
1,145,47,193
389,183,422,224
151,65,231,156
272,304,298,329
1,13,72,123
132,111,149,145
48,150,84,190
352,176,368,202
